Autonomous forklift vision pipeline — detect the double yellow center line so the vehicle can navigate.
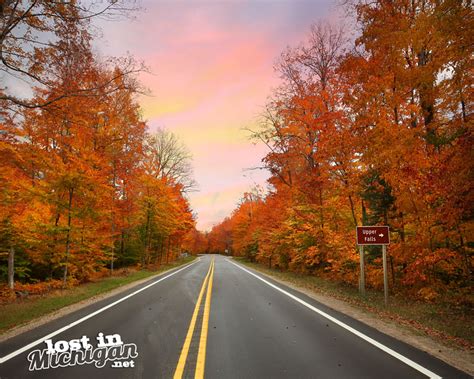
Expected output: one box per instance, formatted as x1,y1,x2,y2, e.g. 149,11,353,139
174,258,215,379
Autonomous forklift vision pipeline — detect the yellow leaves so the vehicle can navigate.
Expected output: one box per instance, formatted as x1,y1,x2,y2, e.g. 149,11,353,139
417,287,439,302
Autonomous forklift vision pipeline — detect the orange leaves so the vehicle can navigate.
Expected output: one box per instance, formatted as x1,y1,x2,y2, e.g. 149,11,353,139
1,59,195,289
204,3,472,305
303,246,323,267
0,2,197,292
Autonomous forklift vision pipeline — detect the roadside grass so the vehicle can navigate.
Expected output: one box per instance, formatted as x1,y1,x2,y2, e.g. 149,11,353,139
0,256,196,334
233,257,473,350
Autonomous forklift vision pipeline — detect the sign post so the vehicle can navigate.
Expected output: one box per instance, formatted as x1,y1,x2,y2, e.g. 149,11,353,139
359,245,365,296
356,226,390,305
382,245,388,306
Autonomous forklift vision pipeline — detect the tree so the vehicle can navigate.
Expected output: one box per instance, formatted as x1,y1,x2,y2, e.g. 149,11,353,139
0,0,142,110
145,128,197,192
205,7,473,300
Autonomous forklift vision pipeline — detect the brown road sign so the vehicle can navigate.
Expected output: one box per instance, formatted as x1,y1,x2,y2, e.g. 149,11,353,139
356,226,390,245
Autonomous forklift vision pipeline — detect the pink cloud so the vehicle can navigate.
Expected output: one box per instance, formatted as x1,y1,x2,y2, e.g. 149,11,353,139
95,0,336,230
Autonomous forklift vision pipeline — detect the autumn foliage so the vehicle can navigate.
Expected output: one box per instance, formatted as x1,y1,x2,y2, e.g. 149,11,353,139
206,1,473,302
0,2,196,290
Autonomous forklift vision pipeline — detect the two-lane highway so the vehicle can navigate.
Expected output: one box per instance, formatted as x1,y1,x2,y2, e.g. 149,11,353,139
0,255,470,378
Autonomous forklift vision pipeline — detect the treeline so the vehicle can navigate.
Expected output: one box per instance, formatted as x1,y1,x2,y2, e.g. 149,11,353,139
207,0,473,301
0,2,196,289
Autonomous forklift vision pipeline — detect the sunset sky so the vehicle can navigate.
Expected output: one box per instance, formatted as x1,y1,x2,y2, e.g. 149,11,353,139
96,0,338,230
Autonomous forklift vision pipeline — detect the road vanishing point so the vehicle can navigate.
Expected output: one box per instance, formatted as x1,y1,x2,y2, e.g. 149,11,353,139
0,255,470,378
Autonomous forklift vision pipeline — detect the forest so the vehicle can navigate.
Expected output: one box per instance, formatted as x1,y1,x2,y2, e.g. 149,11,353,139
0,1,472,305
0,2,198,295
204,0,473,302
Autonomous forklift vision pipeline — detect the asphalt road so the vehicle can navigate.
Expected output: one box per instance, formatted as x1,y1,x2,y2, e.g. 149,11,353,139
0,255,470,379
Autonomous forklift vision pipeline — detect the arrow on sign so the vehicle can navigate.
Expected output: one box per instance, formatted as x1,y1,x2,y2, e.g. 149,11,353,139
357,226,389,245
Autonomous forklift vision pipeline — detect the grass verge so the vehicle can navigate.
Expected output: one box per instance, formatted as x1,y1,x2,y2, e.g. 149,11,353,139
234,257,473,350
0,256,196,334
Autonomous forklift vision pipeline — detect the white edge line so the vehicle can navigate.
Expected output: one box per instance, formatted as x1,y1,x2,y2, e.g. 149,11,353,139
0,258,200,364
226,258,442,379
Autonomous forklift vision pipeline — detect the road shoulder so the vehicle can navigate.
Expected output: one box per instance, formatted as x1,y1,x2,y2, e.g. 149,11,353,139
0,257,198,344
231,257,474,376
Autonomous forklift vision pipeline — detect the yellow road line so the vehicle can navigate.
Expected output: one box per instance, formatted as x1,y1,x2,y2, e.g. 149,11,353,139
174,259,213,379
195,259,215,379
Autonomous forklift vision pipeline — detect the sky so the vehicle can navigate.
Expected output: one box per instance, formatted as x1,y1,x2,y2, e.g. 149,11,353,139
95,0,338,231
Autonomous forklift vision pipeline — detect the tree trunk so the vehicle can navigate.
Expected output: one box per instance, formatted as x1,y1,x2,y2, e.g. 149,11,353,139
389,255,395,287
159,236,164,265
110,164,116,274
110,220,115,274
63,187,74,286
120,230,125,259
361,200,367,225
8,246,14,290
51,212,61,278
166,236,171,264
155,236,163,265
319,188,324,230
348,194,358,226
143,205,150,266
417,48,436,145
